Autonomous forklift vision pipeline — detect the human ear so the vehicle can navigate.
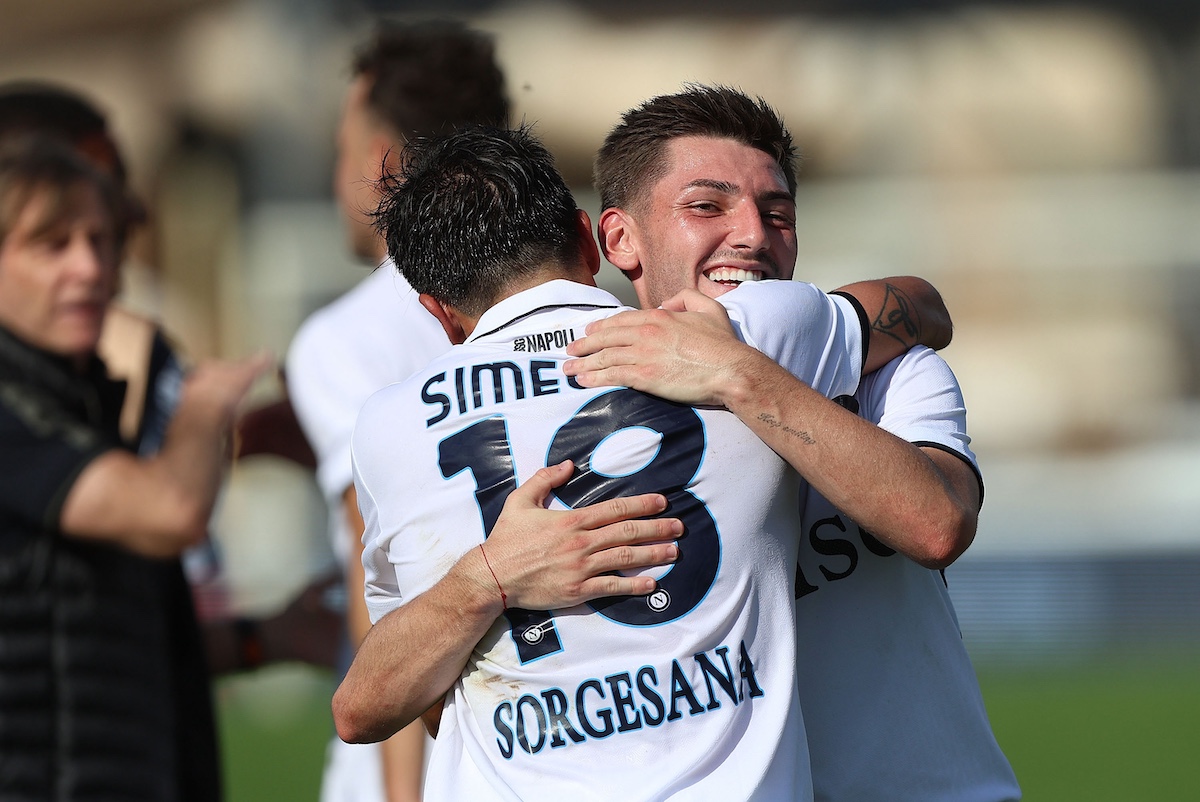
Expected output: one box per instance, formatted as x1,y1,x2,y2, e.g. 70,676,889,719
419,294,467,345
575,209,601,276
597,207,642,278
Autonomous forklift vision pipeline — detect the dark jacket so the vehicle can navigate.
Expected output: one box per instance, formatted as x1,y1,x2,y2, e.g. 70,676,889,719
0,326,220,802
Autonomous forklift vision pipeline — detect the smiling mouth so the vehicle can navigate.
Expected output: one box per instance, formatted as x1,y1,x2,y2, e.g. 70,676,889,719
704,267,765,286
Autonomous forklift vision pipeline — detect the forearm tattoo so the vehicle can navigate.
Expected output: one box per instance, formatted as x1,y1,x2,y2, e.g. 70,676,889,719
755,412,816,445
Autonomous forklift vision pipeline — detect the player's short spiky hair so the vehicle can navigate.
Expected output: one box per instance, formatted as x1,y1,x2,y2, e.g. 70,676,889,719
375,124,584,318
594,84,797,213
353,19,510,139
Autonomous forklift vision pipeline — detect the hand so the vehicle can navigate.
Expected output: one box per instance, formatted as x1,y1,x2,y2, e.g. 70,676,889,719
478,460,682,611
182,351,273,426
563,289,759,407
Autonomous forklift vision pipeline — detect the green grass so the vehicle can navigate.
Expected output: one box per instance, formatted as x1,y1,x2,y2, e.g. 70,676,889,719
979,656,1200,801
215,657,1200,801
216,666,334,802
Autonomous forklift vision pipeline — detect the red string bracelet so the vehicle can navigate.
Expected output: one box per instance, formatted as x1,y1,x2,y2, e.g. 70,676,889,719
478,543,508,610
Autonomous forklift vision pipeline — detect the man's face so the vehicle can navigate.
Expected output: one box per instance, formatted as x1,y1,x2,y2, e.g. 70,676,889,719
0,184,118,362
611,135,797,309
334,75,390,264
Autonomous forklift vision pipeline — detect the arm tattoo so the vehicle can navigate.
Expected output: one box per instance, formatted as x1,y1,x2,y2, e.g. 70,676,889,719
871,283,921,347
755,412,816,445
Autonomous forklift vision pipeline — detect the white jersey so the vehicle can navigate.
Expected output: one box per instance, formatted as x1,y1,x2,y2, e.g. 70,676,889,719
286,261,451,565
354,279,863,802
286,260,450,802
795,347,1020,801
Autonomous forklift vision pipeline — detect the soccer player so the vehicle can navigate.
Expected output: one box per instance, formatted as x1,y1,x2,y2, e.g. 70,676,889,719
283,21,509,800
333,109,953,797
565,87,1021,799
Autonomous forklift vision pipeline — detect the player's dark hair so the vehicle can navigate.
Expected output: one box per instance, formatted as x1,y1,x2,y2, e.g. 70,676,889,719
0,81,145,226
353,19,510,138
594,84,797,213
0,137,127,256
375,124,584,317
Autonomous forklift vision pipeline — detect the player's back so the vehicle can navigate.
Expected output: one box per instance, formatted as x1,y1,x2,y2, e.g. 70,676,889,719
355,284,807,801
354,279,860,801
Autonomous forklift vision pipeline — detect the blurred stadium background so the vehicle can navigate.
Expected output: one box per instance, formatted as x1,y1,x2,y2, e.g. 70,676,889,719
4,0,1199,798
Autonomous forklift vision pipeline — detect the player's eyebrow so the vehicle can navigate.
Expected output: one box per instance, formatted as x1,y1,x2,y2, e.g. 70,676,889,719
760,189,794,204
683,178,738,194
682,179,793,205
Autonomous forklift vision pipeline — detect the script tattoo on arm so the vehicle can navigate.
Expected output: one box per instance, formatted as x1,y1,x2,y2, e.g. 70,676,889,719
871,283,922,348
754,412,817,445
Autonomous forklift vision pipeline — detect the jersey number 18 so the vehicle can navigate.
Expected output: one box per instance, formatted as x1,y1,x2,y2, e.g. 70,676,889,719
439,389,721,663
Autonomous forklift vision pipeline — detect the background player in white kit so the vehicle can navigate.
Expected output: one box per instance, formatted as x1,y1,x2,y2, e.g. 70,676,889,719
283,20,509,802
341,122,869,801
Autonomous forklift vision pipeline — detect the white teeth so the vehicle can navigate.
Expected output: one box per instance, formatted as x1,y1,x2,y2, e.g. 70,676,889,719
705,267,762,284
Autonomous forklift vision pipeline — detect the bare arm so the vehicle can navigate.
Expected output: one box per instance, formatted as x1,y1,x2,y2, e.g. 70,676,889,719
720,351,977,567
837,276,952,372
563,293,974,566
333,461,681,743
59,353,270,557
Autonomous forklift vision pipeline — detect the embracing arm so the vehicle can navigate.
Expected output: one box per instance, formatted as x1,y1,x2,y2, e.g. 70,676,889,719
838,276,952,371
333,462,681,743
59,353,270,557
563,292,973,566
720,351,977,566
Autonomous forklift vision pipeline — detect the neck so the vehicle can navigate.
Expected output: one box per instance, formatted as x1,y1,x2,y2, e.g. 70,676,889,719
458,265,597,339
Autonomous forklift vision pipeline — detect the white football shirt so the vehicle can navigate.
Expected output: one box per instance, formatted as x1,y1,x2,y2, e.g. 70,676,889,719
286,261,451,565
286,260,450,802
354,279,862,802
795,346,1020,801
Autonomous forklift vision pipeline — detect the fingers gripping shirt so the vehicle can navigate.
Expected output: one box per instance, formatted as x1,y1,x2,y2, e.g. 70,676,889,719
352,280,862,802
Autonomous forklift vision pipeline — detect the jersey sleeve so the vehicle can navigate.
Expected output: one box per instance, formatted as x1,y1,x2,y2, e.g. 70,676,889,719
351,388,407,625
286,310,373,504
720,280,863,398
285,271,451,506
0,385,117,540
858,346,983,498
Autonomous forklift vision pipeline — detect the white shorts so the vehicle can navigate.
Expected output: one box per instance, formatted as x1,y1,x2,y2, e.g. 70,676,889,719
319,731,434,802
320,738,386,802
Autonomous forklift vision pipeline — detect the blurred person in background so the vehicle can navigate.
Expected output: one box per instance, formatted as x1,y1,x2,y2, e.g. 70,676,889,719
0,81,343,677
281,19,509,802
0,137,267,801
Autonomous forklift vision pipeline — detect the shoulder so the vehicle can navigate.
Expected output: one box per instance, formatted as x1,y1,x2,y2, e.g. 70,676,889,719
858,345,977,468
721,281,853,338
0,379,120,530
286,268,448,386
860,346,961,403
289,269,403,354
350,376,432,477
717,280,829,325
